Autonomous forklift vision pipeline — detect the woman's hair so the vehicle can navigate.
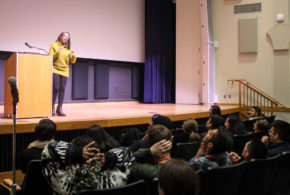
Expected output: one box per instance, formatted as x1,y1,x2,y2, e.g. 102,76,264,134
183,118,198,134
86,125,120,152
188,132,201,143
226,115,246,135
159,159,199,195
35,119,56,141
56,32,71,49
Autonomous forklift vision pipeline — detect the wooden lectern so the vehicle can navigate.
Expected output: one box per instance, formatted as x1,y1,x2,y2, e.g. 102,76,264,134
4,53,52,118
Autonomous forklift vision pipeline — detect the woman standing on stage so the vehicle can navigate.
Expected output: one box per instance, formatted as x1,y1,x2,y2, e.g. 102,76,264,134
49,32,76,116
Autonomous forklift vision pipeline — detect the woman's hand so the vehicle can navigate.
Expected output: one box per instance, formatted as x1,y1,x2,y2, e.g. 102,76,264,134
82,141,99,160
71,50,76,56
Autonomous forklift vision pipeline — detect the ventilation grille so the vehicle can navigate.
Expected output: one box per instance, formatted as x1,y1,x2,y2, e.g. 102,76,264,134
234,3,261,14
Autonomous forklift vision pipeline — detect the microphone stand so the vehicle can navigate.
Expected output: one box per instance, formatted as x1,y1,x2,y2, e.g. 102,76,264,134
11,97,18,195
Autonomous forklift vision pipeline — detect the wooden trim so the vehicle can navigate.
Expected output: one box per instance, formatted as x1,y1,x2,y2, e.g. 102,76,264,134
0,170,25,184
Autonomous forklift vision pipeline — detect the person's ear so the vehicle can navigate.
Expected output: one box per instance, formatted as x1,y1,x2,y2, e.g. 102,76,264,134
206,142,213,153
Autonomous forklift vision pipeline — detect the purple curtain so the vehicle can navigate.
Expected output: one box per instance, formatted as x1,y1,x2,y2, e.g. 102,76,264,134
144,0,175,103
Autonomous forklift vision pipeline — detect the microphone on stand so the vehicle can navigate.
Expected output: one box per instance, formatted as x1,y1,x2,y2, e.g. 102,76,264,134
8,76,19,195
24,42,49,55
8,76,19,105
25,42,32,49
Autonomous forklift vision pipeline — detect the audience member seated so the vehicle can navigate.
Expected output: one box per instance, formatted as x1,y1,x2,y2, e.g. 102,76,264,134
261,120,290,157
253,119,270,136
18,119,56,173
85,124,120,152
209,105,221,116
130,125,172,182
198,105,222,135
158,159,199,195
225,115,247,135
41,135,135,195
201,114,225,137
120,127,142,147
242,139,268,162
230,139,268,164
188,127,233,172
249,106,263,120
172,118,201,154
130,114,173,152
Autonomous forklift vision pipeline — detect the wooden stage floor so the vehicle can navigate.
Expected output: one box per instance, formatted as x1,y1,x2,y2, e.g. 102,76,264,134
0,102,240,134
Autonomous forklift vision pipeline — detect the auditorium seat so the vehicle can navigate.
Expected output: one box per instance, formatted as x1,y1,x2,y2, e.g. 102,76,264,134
79,179,147,195
239,155,281,195
18,160,52,195
269,152,290,195
172,142,200,161
198,161,248,195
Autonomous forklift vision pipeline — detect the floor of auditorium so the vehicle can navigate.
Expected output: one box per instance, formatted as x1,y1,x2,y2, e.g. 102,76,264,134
0,102,240,134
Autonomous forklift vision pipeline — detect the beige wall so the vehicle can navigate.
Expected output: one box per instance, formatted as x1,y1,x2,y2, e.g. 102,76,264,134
176,0,202,104
213,0,290,107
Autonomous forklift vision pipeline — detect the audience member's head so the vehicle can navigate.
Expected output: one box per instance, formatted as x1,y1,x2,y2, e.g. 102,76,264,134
182,118,198,134
86,125,120,152
269,120,290,143
150,114,173,130
203,127,233,154
34,119,56,141
148,125,172,147
120,127,142,147
253,119,270,133
249,106,262,118
209,105,221,116
242,139,268,161
158,159,199,195
225,115,246,135
206,114,225,130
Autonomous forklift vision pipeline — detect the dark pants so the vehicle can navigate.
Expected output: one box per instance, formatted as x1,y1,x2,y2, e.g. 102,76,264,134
52,73,68,110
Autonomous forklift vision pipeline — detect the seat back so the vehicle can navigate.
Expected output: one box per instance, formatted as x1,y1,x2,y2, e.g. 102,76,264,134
198,161,248,195
240,155,281,195
79,179,147,195
172,142,200,161
21,160,52,195
269,152,290,195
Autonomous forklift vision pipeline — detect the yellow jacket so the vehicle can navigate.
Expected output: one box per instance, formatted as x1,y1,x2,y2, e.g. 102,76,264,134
49,41,76,77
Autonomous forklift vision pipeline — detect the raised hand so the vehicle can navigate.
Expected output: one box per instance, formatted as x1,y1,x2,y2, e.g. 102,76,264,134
82,141,99,160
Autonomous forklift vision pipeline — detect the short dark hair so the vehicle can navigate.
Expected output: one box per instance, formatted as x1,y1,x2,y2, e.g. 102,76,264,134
148,125,172,147
247,139,267,160
152,114,173,130
271,120,290,142
211,105,221,115
120,127,142,147
183,118,198,134
209,127,233,154
159,159,199,195
256,119,270,133
252,106,262,117
210,114,225,129
34,119,56,141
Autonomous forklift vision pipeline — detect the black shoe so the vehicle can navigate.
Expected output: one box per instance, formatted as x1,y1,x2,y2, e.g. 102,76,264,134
56,108,66,116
